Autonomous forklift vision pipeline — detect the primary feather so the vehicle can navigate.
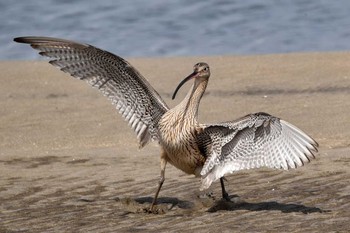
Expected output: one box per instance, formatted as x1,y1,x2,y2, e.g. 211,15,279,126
14,36,169,147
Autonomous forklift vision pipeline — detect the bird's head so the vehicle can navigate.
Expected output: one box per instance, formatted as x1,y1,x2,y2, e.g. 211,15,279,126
172,62,210,100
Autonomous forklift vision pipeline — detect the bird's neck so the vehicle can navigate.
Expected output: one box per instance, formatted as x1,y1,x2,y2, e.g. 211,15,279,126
176,79,208,124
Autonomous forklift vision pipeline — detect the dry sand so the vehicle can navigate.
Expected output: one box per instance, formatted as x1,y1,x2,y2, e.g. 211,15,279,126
1,52,349,232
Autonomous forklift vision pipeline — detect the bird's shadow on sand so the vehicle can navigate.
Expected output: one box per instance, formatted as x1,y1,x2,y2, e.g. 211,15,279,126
207,198,326,214
134,196,327,214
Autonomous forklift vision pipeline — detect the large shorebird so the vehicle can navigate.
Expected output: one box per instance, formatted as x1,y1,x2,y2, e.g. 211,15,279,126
14,37,318,213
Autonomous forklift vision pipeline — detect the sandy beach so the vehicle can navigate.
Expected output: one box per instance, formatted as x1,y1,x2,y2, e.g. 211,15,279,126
1,53,349,232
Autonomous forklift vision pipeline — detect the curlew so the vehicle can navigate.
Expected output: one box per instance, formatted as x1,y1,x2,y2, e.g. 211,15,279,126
14,37,318,213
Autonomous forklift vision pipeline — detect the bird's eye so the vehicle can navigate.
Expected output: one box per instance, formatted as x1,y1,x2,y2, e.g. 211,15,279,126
203,67,208,71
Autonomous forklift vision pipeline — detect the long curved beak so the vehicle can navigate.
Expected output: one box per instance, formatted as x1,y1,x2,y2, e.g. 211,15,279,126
172,71,198,100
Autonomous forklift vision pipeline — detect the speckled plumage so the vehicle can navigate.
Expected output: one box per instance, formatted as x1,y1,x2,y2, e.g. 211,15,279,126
14,37,168,148
198,112,317,190
14,37,318,212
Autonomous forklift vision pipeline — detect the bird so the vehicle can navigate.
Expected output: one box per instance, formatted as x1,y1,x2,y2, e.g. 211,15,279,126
14,36,318,213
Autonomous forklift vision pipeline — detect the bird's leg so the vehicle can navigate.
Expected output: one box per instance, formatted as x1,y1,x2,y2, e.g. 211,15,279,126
148,153,167,213
220,177,230,201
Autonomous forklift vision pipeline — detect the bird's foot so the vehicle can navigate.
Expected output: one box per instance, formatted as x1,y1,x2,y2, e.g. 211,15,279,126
138,205,165,214
222,193,242,204
222,191,230,201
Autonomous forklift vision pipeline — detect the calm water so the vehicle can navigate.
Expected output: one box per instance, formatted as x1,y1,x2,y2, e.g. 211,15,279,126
2,0,350,60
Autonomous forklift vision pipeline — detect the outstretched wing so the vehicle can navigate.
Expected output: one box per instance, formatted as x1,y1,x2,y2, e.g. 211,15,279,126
14,36,169,147
197,112,318,190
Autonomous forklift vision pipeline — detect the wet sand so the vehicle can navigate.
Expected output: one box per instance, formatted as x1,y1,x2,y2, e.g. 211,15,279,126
1,53,349,232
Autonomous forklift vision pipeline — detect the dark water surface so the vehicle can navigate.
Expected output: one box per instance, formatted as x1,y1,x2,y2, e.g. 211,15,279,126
2,0,350,59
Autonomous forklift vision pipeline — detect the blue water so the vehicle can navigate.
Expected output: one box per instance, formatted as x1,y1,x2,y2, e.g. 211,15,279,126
2,0,350,60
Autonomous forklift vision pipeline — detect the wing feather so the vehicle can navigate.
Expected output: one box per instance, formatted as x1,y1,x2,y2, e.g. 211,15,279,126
14,36,169,147
198,112,318,190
